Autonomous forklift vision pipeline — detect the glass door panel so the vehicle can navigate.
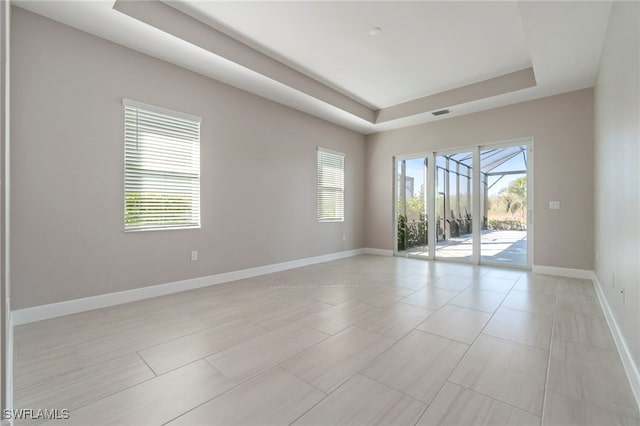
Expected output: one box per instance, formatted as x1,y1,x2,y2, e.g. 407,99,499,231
396,157,428,258
435,152,473,261
480,145,528,266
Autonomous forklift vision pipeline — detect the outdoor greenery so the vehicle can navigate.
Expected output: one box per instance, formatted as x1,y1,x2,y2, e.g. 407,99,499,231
397,185,428,250
486,177,527,230
125,192,194,227
397,177,527,249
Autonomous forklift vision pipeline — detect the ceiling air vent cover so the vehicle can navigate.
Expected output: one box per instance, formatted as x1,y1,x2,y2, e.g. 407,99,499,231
432,109,451,116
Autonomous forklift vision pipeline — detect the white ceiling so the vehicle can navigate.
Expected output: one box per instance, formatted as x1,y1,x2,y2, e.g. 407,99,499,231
176,1,533,109
14,1,612,135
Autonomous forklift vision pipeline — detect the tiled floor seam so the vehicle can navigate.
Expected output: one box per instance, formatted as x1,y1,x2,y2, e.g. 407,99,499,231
445,380,543,420
39,358,189,420
278,324,424,404
538,292,559,426
161,364,327,426
427,289,542,420
135,351,159,377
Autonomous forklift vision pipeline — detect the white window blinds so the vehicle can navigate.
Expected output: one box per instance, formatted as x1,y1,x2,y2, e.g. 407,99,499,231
124,99,201,231
317,147,345,222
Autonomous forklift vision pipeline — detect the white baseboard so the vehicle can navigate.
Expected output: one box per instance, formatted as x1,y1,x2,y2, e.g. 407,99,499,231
11,248,365,325
592,273,640,411
532,264,593,279
364,248,394,256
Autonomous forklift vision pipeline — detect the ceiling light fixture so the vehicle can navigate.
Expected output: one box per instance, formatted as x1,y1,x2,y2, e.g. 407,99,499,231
369,27,383,36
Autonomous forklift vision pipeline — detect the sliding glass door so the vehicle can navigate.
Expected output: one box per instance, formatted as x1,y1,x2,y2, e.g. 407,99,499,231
480,145,529,266
394,140,531,268
434,151,473,261
396,157,429,258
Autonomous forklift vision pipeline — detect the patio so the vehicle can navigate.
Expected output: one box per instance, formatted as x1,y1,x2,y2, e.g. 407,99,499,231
399,230,527,266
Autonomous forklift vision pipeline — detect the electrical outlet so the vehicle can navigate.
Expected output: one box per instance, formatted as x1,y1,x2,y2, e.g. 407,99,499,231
191,251,198,261
549,201,561,210
343,233,346,241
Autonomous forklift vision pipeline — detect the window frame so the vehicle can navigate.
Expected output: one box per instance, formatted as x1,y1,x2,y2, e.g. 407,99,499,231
316,147,345,223
123,98,201,232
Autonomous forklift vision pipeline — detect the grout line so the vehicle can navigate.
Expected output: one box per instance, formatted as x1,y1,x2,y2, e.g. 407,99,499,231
450,380,543,419
420,281,538,420
50,357,211,417
158,365,302,426
135,351,158,377
539,286,560,425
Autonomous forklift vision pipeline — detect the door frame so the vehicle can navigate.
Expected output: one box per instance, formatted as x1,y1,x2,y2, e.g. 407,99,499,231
392,138,533,269
392,151,432,259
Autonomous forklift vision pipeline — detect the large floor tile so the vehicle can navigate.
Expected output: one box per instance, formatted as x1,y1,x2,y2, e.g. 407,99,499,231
247,299,333,330
542,390,638,426
547,339,638,418
449,334,548,415
391,275,430,290
555,278,598,298
427,275,474,292
168,368,325,426
473,276,517,294
416,305,491,344
294,374,426,426
15,354,154,425
75,315,209,367
483,268,523,280
138,319,265,375
193,297,282,325
483,307,553,349
206,324,329,382
14,310,108,355
359,287,417,307
555,294,604,317
501,291,555,316
281,326,395,393
553,311,616,351
513,274,557,295
13,345,82,392
446,266,486,280
417,382,540,426
301,301,376,335
355,303,434,339
361,330,468,404
43,360,234,425
399,287,460,310
305,285,365,305
449,288,506,313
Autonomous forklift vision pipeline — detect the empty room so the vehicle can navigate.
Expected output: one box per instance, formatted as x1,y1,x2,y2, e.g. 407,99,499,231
0,1,638,425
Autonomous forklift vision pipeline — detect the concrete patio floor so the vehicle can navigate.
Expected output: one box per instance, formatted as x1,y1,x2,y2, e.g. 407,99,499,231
399,230,527,266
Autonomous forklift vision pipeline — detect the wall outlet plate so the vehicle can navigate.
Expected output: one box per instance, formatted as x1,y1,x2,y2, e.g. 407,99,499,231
549,201,561,209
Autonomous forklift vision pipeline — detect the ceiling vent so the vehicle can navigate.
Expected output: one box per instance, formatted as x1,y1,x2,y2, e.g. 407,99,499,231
432,109,451,116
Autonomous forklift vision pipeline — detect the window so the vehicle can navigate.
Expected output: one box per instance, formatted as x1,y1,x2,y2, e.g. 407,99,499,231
317,147,345,222
124,99,201,231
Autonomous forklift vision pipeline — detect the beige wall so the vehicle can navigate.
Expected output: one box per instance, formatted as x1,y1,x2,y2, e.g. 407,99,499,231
10,8,366,310
365,89,594,270
594,2,639,377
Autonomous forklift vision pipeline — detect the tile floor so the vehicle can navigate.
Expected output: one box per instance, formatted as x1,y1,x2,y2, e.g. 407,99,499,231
13,255,639,425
